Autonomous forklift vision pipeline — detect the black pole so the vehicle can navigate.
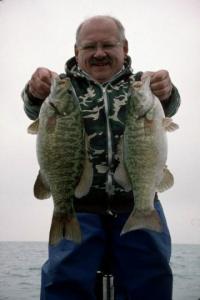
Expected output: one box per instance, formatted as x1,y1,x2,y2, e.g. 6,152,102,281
95,214,115,300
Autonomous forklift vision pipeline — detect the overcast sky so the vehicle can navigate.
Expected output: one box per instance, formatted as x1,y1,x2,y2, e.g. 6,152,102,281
1,0,200,244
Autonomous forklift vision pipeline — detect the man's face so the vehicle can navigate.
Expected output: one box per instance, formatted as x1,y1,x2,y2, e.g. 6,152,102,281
75,18,128,83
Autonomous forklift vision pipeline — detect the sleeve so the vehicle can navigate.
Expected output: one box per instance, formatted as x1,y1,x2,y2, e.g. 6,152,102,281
161,84,181,117
21,84,44,120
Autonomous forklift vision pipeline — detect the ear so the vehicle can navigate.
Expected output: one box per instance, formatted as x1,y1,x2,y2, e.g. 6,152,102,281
123,39,129,55
74,44,79,62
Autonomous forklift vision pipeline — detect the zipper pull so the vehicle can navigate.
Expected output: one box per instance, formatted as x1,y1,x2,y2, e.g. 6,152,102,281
106,172,114,195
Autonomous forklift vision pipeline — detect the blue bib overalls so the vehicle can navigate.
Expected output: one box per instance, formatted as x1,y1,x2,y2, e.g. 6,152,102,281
40,200,172,300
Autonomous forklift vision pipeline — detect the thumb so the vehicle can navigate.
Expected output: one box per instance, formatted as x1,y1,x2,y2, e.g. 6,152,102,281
51,71,58,79
141,71,154,81
49,71,59,85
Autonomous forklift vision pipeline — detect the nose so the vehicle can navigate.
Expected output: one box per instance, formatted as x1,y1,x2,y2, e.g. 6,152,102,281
93,45,107,57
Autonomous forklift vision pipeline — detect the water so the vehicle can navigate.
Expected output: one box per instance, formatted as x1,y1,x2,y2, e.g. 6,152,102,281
0,242,199,300
171,244,200,300
0,242,47,300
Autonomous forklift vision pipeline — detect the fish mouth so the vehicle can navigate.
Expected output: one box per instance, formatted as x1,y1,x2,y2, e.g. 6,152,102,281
49,101,62,115
49,101,66,116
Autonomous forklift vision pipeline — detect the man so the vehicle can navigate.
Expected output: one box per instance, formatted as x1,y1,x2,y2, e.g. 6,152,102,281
22,15,180,300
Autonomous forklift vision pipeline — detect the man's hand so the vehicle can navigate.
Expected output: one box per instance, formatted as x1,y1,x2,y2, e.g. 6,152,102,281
142,70,173,102
28,67,58,100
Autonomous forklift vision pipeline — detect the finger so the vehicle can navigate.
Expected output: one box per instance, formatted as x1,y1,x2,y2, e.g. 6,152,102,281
51,71,58,79
29,68,54,99
141,71,154,80
158,92,172,102
152,87,171,97
29,86,48,99
150,77,171,91
29,77,51,99
151,85,172,101
38,68,53,85
150,70,169,84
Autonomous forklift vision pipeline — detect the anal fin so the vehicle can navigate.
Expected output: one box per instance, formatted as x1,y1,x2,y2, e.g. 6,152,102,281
34,171,51,199
157,166,174,193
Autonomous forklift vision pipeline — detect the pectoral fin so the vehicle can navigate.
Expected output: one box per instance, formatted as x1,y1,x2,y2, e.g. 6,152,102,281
74,157,93,198
75,134,93,198
113,164,132,192
113,136,132,192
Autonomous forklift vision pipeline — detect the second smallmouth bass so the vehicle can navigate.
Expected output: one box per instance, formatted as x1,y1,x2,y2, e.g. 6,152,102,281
114,76,179,234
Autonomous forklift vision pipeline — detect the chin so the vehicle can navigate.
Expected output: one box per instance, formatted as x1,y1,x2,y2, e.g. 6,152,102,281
93,75,110,83
91,71,112,83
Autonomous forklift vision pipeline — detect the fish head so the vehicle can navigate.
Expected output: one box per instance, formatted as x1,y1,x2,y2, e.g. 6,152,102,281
48,77,77,116
131,76,155,118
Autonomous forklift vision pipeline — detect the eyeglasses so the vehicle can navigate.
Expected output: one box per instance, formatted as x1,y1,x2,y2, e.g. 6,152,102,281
78,41,122,53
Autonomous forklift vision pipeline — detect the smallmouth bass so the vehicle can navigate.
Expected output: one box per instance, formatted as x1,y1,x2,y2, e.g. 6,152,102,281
28,76,92,245
114,76,179,234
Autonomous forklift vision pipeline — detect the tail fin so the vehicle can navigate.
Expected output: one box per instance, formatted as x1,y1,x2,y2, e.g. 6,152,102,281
49,213,82,246
121,209,162,235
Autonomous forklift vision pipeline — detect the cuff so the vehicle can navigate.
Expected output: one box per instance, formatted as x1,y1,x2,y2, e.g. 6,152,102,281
162,85,181,117
22,83,43,120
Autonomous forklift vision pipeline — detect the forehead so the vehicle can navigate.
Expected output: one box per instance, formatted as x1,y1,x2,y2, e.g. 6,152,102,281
78,18,120,43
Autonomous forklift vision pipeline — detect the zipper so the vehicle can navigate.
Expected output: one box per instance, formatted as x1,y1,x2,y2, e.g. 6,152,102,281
70,82,81,108
70,81,85,139
101,86,114,196
71,80,115,198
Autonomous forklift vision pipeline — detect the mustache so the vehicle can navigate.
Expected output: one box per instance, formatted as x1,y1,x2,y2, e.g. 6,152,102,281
90,57,112,65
